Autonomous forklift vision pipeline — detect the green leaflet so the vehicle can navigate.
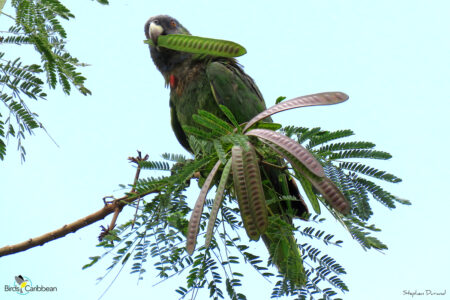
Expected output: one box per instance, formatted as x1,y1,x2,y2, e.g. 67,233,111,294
182,125,214,140
275,96,287,104
218,104,240,130
307,129,355,149
251,122,282,131
82,256,100,270
318,141,376,153
264,215,306,288
161,152,187,163
298,175,321,214
213,140,227,164
338,161,402,183
197,110,235,133
344,218,388,250
145,34,247,58
187,135,214,156
329,149,392,160
220,133,250,151
138,160,170,171
121,253,131,265
192,114,229,136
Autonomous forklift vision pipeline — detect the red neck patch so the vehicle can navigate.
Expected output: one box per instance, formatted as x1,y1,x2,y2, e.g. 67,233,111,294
169,74,177,89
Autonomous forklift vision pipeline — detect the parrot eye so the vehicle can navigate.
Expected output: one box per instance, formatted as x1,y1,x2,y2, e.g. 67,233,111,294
170,20,177,27
153,19,159,25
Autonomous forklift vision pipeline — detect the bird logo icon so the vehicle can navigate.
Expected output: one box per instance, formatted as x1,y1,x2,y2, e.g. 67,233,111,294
14,275,29,294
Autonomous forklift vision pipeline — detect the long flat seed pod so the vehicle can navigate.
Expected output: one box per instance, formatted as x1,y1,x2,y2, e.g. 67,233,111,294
247,129,325,177
205,158,233,248
264,141,350,214
231,146,260,240
186,159,222,255
313,177,351,214
145,34,247,57
243,92,348,132
242,143,268,234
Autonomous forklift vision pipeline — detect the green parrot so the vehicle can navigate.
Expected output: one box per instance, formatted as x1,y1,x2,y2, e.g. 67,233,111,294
145,15,308,286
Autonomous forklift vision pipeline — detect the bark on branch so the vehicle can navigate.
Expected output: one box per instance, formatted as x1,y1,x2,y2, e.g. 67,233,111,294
0,192,152,257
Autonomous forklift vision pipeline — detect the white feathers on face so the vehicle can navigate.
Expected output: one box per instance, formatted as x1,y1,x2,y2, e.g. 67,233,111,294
149,20,164,45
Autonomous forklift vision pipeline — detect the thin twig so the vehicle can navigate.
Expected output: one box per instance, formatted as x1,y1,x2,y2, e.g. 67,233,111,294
1,11,16,20
100,151,149,237
261,160,288,170
129,151,149,229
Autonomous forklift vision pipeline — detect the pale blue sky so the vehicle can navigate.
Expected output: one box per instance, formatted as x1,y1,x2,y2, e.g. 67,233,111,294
1,1,449,299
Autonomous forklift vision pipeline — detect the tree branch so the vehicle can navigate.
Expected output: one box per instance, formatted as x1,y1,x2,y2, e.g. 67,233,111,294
0,151,154,258
0,151,203,257
0,190,156,258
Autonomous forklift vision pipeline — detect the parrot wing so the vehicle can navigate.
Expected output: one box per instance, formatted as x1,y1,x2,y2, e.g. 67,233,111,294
206,60,268,124
170,101,191,151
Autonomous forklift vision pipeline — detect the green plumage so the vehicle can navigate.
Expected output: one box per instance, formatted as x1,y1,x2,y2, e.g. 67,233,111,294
146,15,307,287
170,58,267,151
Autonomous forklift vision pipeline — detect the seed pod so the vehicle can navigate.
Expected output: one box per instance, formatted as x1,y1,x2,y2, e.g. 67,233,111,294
186,160,221,255
242,143,267,234
232,146,260,240
205,158,233,248
146,34,247,57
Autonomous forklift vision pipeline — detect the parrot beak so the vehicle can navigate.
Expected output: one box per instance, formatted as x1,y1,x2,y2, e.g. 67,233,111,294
149,22,164,46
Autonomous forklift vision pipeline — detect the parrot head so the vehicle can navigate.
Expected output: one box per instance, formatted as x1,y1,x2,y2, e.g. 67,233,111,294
145,15,191,75
145,15,190,45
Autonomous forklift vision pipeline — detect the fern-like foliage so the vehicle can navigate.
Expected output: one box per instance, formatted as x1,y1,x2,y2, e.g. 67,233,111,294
85,95,408,299
0,54,45,160
1,0,96,161
88,179,349,299
282,125,409,250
